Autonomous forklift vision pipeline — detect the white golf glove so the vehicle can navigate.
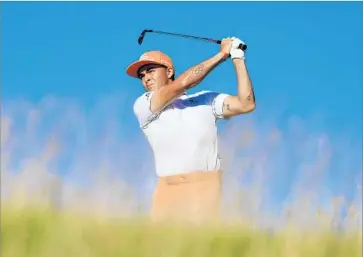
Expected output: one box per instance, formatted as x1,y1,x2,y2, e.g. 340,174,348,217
230,37,246,60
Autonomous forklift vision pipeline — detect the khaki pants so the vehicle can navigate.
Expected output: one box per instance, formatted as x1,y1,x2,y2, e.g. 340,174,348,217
150,171,222,225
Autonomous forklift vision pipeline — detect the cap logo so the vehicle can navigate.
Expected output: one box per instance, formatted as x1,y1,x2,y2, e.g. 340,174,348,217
140,53,155,61
137,52,173,69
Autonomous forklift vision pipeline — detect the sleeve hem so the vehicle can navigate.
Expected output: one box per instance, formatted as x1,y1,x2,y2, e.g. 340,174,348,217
212,93,229,119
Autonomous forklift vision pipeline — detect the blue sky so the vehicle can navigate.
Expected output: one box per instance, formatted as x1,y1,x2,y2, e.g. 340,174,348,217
2,2,362,219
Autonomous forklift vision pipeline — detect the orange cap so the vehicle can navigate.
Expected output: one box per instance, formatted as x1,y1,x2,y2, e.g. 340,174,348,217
126,50,175,78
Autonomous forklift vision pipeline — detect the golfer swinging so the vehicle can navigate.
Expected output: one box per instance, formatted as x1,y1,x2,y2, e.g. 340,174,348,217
126,37,255,224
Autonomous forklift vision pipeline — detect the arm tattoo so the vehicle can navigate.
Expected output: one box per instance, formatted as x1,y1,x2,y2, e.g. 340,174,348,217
247,91,255,102
192,64,204,75
223,102,231,111
182,64,205,86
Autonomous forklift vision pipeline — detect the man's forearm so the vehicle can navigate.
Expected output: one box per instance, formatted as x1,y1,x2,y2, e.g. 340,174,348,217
233,58,255,105
178,52,226,90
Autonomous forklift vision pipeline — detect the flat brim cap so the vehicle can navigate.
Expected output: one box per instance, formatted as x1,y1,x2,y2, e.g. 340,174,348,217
126,50,174,78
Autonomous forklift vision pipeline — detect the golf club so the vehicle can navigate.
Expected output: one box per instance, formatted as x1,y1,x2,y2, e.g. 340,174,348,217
138,29,247,51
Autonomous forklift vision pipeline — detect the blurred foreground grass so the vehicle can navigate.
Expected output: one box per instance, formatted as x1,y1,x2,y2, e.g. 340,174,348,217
2,205,361,257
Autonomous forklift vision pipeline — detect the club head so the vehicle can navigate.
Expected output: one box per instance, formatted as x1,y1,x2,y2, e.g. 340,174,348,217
138,29,152,45
138,31,146,45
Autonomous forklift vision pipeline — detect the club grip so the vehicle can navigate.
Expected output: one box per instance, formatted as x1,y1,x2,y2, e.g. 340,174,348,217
238,43,247,51
215,40,247,51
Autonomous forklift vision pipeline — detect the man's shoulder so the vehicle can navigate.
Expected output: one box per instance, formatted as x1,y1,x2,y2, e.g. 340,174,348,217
183,90,223,104
133,91,154,116
134,91,153,108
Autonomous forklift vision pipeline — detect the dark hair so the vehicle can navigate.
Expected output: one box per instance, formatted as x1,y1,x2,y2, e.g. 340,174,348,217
138,64,175,80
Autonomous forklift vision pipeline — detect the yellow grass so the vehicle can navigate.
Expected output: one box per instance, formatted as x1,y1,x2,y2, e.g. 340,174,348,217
1,204,361,257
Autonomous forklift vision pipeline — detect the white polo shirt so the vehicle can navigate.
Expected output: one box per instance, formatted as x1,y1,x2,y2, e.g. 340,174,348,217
133,90,229,177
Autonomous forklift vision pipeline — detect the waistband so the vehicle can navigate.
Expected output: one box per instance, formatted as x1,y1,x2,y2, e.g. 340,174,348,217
157,170,222,185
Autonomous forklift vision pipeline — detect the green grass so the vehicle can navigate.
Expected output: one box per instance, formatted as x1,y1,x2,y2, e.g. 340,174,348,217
2,205,361,257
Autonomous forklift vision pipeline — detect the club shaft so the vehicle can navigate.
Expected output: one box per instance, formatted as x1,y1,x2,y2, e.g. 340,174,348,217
142,29,247,51
149,30,218,43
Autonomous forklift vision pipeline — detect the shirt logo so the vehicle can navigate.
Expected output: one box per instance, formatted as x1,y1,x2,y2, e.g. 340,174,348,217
145,92,151,100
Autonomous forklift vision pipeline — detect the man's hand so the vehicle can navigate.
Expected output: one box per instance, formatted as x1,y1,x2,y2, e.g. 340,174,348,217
230,37,246,60
220,37,233,59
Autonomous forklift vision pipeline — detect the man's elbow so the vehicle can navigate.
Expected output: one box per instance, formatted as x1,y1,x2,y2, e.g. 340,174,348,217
246,102,256,112
238,101,256,114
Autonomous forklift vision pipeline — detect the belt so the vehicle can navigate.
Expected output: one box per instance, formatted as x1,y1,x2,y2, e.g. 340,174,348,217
158,170,222,185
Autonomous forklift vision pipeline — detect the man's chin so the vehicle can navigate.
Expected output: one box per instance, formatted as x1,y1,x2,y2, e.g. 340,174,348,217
147,85,157,91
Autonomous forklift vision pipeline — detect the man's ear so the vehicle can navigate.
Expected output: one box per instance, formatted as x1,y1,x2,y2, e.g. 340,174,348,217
167,67,174,79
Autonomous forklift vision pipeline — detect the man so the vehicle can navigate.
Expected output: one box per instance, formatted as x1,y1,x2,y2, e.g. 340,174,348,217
126,37,256,224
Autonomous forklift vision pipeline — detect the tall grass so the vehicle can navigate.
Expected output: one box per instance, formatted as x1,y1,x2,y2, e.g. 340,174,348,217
1,94,362,256
2,205,361,257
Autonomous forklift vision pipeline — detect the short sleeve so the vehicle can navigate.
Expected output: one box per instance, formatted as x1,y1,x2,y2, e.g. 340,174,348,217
133,92,159,129
199,91,229,120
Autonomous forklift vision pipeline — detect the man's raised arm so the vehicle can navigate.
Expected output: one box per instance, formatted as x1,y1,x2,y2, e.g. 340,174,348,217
150,40,233,113
221,37,256,118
